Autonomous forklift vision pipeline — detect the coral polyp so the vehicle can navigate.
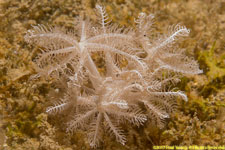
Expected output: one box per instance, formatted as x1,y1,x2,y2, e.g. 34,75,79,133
25,5,202,148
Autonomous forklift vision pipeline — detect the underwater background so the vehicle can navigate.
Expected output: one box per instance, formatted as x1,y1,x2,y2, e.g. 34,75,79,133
0,0,224,149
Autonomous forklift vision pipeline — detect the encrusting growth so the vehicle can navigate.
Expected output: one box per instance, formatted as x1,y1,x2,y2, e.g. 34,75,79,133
25,5,202,148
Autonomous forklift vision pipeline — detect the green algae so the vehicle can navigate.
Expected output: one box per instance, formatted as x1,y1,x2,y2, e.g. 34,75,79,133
199,42,225,79
197,41,225,98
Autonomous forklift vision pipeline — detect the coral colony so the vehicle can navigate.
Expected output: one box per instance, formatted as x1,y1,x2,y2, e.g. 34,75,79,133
25,5,202,148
